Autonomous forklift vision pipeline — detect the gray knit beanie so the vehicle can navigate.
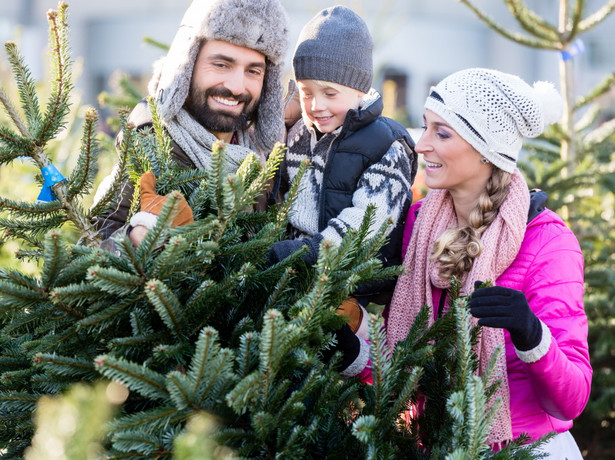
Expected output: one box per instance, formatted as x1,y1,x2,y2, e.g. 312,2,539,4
293,6,373,93
148,0,290,152
425,68,563,173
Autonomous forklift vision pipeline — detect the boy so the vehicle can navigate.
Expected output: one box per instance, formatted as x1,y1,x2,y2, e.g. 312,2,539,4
269,6,418,338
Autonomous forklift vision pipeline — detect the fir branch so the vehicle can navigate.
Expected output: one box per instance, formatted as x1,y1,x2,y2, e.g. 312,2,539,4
86,265,143,297
147,96,172,174
0,196,63,215
0,84,29,137
32,353,98,380
579,0,615,32
144,279,185,337
94,355,169,401
458,0,559,49
76,294,142,331
574,71,615,110
503,0,560,42
88,112,132,219
0,392,40,413
147,235,189,280
3,41,42,134
37,4,73,144
165,372,197,411
0,125,34,164
108,405,190,433
40,231,70,290
235,331,259,379
0,279,47,312
67,108,99,200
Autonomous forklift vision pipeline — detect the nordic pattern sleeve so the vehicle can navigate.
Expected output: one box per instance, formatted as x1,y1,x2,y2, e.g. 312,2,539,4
320,140,413,245
514,219,592,421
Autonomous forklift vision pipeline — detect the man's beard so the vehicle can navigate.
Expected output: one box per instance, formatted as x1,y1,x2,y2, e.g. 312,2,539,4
184,85,258,134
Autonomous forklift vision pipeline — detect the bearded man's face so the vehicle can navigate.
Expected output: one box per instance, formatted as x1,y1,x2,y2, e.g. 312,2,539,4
184,40,266,136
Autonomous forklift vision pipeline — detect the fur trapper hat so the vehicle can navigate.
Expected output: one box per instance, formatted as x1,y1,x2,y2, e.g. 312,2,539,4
148,0,290,152
425,68,563,173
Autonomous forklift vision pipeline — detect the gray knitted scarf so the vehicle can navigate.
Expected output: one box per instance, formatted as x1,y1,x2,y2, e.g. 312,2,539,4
164,108,261,172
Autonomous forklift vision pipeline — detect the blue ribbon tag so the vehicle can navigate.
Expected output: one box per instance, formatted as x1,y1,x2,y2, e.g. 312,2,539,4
36,164,66,202
561,39,585,61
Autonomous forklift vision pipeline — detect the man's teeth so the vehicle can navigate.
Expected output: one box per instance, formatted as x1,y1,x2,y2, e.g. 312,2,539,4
213,96,239,106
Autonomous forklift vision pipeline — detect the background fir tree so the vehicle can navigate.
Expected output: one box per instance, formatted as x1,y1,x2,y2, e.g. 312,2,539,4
457,1,615,457
0,2,546,459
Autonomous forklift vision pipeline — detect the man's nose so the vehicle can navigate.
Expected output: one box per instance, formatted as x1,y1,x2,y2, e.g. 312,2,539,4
223,68,247,96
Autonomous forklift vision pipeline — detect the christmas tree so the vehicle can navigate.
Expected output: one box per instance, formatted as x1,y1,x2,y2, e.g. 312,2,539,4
0,3,545,458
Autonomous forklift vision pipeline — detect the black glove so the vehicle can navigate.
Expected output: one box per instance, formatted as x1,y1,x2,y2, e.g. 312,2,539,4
469,282,542,351
267,234,323,266
321,323,361,373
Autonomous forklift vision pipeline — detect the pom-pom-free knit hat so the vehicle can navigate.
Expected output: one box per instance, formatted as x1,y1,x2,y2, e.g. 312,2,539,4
293,6,373,93
148,0,290,152
425,68,563,173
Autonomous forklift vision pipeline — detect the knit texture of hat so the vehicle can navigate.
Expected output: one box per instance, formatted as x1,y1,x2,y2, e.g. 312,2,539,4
293,6,373,93
424,68,563,173
148,0,290,152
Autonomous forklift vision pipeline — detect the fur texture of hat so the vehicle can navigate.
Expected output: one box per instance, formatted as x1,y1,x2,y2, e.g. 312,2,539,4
424,68,563,173
148,0,290,152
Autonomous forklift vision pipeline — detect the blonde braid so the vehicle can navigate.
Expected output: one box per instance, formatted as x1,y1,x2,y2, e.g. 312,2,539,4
431,168,512,280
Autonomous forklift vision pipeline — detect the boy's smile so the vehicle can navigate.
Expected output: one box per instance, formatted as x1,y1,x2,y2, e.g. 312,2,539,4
297,80,365,134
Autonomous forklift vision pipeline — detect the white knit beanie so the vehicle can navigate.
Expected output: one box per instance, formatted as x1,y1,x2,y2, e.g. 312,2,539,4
424,68,563,173
148,0,290,153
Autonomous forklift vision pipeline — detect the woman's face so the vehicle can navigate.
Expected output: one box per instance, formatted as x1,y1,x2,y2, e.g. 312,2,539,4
415,110,492,201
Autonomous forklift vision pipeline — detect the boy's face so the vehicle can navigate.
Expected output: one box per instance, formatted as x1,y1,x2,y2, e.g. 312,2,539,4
297,80,364,133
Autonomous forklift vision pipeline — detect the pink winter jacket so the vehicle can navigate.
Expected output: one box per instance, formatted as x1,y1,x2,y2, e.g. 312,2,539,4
400,201,592,442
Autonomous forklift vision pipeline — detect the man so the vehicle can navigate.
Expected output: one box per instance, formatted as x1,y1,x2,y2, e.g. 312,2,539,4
95,0,289,245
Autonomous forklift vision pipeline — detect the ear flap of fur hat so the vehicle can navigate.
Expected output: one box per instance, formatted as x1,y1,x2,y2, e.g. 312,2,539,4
148,0,290,152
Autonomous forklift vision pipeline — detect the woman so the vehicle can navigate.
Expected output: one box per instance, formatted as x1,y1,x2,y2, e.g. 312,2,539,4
386,68,591,457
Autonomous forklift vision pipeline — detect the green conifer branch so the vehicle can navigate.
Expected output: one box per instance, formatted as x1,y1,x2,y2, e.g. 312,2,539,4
0,124,35,164
67,108,99,200
94,355,169,401
0,85,29,138
144,279,185,336
40,231,69,290
86,265,143,297
3,42,42,134
503,0,560,42
578,0,615,32
458,0,559,49
235,331,258,379
574,71,615,109
32,354,97,380
37,4,72,144
76,294,142,332
88,112,132,219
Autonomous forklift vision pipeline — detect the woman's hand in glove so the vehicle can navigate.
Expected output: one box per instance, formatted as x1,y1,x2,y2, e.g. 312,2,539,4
469,282,542,351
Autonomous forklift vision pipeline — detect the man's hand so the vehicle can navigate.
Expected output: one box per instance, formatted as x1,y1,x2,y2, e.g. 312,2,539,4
128,172,194,247
129,225,150,248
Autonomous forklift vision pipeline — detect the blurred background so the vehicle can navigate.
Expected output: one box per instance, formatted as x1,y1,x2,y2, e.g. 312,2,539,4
1,0,614,129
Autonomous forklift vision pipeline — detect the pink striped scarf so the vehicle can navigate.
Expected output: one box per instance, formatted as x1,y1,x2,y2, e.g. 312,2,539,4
387,169,530,445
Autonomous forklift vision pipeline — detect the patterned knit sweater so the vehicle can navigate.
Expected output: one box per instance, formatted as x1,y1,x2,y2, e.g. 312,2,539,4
283,91,414,245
